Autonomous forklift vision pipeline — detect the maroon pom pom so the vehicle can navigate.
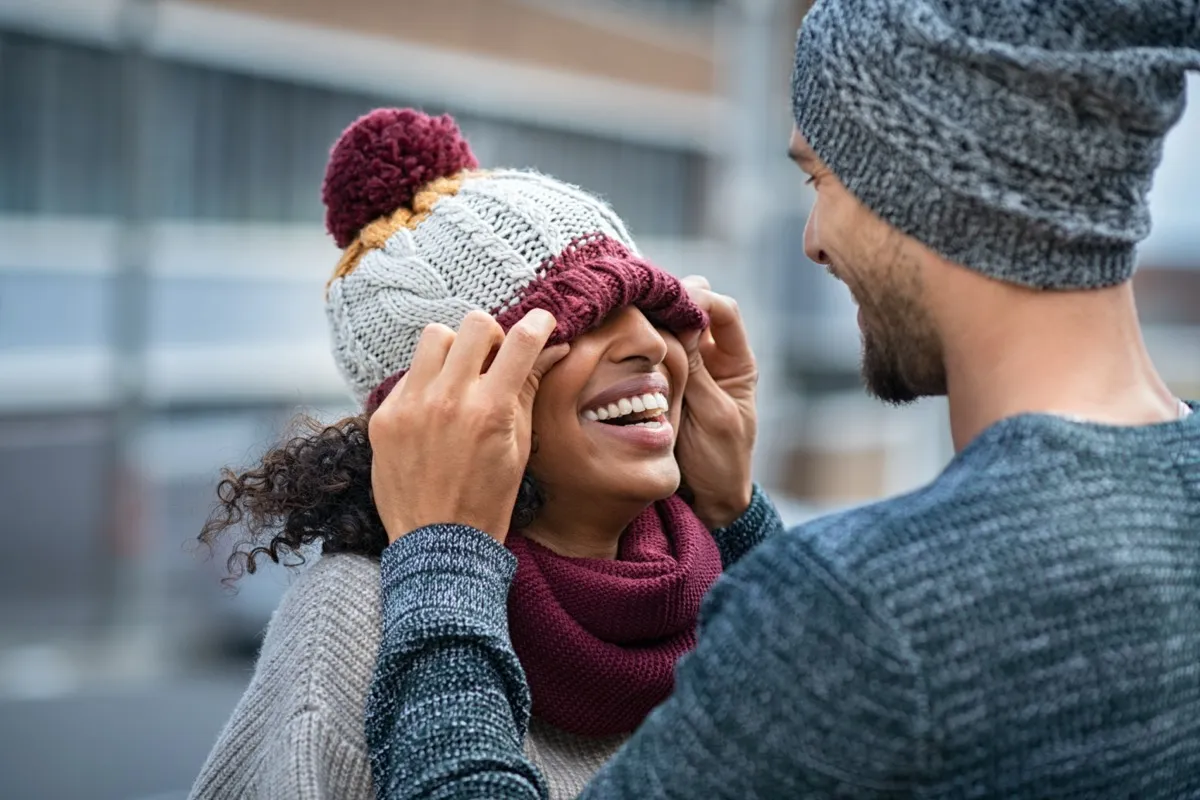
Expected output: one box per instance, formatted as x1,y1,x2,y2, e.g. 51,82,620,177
322,108,478,248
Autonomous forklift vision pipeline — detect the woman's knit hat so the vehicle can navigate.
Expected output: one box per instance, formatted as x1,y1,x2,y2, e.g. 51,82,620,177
322,108,706,411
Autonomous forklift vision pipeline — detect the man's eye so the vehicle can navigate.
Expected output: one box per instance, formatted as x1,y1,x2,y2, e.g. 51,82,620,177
804,175,817,186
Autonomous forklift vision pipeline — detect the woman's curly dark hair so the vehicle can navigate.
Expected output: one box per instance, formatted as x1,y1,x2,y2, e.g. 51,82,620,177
198,413,545,583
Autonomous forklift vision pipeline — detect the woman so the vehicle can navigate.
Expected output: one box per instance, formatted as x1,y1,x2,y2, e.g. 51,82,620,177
189,108,769,800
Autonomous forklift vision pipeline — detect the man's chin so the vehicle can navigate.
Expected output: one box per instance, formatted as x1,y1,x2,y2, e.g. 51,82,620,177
863,376,921,406
860,344,921,406
861,356,948,405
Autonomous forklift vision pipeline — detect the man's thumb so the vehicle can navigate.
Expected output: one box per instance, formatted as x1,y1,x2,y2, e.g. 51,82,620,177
683,335,723,403
520,344,570,409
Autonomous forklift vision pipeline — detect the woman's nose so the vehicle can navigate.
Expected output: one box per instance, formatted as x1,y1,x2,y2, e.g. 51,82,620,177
606,307,669,365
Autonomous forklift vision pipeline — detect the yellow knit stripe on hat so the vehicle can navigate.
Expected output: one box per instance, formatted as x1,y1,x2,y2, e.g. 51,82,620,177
327,173,473,291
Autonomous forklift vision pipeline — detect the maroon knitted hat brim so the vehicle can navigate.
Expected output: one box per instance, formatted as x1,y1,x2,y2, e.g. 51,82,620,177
364,233,707,412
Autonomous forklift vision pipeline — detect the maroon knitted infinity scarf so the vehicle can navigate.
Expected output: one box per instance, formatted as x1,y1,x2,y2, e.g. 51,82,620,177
505,495,722,737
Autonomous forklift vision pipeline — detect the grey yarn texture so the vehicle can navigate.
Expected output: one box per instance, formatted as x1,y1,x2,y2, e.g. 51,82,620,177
792,0,1200,289
365,410,1200,798
190,554,622,800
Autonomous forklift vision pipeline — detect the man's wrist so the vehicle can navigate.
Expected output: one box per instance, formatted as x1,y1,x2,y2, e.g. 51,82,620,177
697,483,754,530
381,509,514,545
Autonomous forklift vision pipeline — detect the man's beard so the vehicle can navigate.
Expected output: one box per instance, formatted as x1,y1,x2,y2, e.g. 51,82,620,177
857,298,946,405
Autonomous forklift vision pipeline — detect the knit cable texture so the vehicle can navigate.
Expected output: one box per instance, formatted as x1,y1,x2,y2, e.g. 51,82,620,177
191,555,629,800
327,168,703,407
364,233,706,413
505,495,723,737
365,409,1200,798
366,485,785,798
189,555,380,800
791,0,1200,289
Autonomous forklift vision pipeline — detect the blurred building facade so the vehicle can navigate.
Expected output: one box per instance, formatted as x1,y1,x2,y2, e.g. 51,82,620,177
0,0,807,663
1,0,1199,672
1,3,1199,797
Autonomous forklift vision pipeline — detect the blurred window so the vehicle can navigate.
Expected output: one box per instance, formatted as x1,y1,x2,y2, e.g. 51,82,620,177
601,0,719,18
0,32,123,215
148,276,325,346
0,273,110,350
1,31,706,239
1134,269,1200,327
0,272,327,351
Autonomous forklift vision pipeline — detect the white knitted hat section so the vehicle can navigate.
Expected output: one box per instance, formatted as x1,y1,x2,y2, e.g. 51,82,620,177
481,171,639,257
326,170,639,404
327,226,478,403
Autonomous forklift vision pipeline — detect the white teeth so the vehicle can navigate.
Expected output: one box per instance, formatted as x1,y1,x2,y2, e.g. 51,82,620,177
586,391,671,421
632,420,664,429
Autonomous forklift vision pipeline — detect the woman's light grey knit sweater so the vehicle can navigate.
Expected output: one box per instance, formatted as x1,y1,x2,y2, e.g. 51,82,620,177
189,554,624,800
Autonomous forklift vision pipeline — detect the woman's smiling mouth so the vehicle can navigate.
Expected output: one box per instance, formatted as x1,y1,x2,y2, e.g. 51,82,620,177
579,375,674,449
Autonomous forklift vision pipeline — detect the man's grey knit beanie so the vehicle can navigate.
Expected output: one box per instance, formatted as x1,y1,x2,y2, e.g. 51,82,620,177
792,0,1200,289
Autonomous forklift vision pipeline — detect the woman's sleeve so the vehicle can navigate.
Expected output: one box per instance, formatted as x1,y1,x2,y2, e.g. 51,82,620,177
264,712,371,800
190,560,377,800
706,484,786,568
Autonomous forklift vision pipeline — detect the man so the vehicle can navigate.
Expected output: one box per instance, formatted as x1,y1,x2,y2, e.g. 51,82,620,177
364,0,1200,797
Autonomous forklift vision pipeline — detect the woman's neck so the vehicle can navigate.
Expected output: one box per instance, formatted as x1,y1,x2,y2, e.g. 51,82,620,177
520,497,649,560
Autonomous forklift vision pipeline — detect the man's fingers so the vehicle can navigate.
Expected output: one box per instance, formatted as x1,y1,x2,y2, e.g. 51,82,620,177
682,331,725,404
369,375,409,424
678,325,704,355
519,343,570,411
683,281,752,361
488,309,559,397
683,282,715,316
442,310,505,384
406,323,456,388
532,343,570,380
684,283,748,355
703,291,753,360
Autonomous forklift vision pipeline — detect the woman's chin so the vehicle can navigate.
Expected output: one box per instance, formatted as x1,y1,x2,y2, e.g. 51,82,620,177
604,460,681,504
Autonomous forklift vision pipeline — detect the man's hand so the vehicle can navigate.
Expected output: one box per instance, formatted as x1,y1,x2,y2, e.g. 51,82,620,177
368,309,568,544
675,276,758,530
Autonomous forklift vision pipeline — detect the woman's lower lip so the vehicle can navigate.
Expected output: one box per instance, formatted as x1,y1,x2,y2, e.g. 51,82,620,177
585,419,675,450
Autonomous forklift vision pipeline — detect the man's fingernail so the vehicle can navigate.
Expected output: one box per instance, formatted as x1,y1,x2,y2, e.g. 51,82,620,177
527,309,556,330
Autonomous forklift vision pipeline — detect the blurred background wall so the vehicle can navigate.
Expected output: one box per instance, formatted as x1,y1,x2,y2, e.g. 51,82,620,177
0,1,1197,798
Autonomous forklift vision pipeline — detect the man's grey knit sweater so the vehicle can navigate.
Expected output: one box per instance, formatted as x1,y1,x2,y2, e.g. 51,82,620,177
367,407,1200,798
